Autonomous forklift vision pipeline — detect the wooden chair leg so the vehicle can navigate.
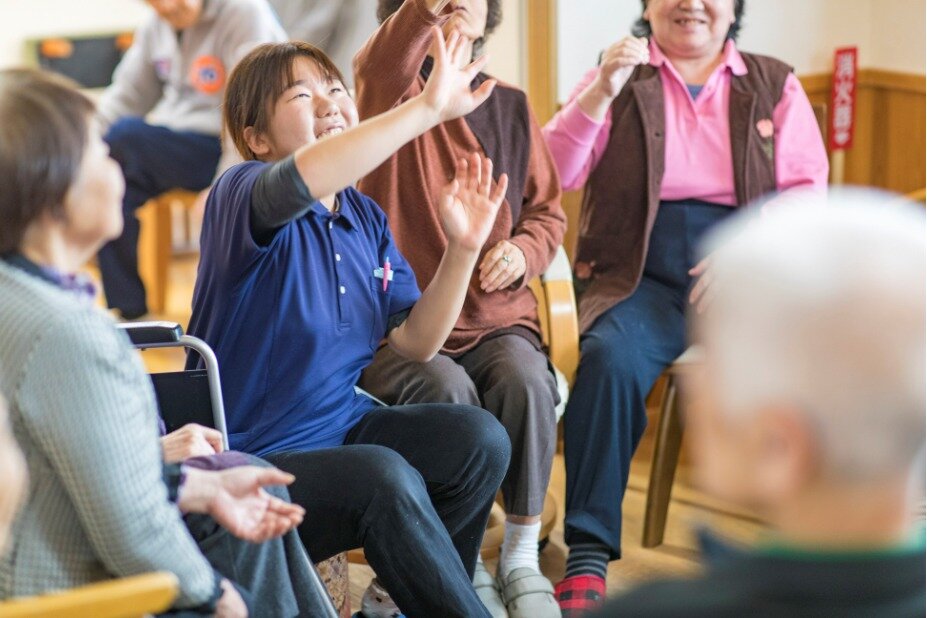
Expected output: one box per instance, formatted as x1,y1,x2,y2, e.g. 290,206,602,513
642,374,685,548
137,197,172,315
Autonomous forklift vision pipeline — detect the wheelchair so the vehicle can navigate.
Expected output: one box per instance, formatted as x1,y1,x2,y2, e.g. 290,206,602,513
117,321,339,618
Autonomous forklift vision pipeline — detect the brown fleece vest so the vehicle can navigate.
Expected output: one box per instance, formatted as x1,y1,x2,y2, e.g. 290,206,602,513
574,52,792,333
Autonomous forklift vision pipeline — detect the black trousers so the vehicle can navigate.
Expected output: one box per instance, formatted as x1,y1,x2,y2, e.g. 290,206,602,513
267,404,511,618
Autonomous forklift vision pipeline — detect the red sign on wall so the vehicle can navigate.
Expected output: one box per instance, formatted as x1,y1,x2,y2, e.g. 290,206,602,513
830,47,858,151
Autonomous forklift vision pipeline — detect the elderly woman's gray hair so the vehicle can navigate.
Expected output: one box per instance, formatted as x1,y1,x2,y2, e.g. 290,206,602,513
696,189,925,480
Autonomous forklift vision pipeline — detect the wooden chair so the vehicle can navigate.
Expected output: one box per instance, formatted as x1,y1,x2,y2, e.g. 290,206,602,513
640,104,835,548
640,347,702,547
137,189,199,314
0,572,177,618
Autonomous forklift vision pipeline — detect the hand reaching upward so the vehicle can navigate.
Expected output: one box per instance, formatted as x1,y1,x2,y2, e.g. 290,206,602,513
422,27,497,123
439,152,508,253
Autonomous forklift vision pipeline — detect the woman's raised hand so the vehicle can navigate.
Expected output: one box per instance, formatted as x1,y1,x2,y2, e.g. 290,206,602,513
422,26,497,123
439,152,508,253
595,36,650,99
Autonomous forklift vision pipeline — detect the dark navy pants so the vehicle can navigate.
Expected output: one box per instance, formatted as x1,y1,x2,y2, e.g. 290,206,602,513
266,404,511,618
99,118,220,317
563,200,733,558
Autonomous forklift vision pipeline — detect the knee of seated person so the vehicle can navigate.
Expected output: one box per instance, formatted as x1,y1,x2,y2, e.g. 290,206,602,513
360,446,426,494
581,330,637,373
415,365,480,405
492,359,558,406
104,117,149,159
450,406,512,473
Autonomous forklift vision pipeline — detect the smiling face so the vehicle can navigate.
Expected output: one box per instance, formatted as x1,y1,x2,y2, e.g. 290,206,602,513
643,0,735,61
146,0,204,30
246,56,359,162
443,0,489,42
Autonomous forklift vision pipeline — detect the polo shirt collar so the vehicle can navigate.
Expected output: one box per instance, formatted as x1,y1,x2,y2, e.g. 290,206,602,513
309,192,358,230
648,38,748,77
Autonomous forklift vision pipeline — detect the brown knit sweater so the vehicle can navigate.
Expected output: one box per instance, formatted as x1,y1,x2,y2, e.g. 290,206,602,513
355,0,565,355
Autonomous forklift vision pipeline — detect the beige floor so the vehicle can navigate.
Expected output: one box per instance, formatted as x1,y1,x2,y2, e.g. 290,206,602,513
130,252,765,609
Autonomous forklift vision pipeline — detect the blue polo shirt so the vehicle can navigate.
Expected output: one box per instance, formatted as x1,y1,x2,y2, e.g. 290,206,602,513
187,161,420,456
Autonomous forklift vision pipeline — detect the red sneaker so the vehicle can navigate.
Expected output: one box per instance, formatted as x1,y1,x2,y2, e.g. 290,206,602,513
554,574,606,617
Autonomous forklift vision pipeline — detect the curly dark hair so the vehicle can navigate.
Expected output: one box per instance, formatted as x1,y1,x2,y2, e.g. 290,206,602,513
631,0,746,42
377,0,503,52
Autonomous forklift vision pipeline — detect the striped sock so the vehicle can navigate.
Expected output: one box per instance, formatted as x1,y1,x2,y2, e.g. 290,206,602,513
564,535,610,580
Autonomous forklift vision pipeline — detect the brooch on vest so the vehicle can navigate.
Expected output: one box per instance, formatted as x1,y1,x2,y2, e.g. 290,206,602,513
756,118,775,161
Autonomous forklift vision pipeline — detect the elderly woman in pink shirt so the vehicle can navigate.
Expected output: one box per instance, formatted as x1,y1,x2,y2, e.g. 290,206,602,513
543,0,828,613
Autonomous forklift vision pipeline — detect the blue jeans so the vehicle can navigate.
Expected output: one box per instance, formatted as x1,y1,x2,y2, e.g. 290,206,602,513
99,118,220,317
267,404,511,618
563,200,733,558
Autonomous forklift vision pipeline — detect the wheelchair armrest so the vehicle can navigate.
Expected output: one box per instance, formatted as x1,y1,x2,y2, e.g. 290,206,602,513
116,321,184,346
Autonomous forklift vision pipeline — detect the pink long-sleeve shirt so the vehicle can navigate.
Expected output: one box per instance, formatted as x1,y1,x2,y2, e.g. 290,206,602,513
544,39,828,202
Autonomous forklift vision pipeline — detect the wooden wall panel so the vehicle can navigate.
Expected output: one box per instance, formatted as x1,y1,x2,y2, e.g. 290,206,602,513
525,0,558,124
800,69,926,193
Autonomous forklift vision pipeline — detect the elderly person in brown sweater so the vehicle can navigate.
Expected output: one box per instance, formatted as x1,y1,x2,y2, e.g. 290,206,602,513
355,1,566,616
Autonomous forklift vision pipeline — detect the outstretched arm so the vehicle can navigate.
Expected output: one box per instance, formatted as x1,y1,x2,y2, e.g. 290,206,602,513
354,0,453,117
389,153,508,361
293,27,495,200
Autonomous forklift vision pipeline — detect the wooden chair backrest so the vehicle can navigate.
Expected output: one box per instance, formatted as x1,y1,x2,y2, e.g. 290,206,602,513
0,572,178,618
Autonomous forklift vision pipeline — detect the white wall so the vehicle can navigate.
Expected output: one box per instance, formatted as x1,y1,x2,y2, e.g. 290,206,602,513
870,0,926,74
556,0,924,102
484,0,526,86
0,0,151,68
740,0,873,74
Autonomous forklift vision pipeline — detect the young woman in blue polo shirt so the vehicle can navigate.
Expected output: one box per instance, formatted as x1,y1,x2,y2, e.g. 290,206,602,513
187,33,511,617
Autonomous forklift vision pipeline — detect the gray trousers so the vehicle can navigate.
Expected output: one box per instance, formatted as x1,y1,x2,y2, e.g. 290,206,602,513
180,484,331,617
360,334,559,516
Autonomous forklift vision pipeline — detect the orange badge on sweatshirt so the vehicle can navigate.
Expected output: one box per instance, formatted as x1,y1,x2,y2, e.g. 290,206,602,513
189,55,225,95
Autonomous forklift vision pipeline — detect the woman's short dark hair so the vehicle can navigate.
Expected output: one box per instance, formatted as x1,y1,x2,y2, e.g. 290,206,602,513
632,0,746,41
376,0,502,52
224,41,347,161
0,69,94,254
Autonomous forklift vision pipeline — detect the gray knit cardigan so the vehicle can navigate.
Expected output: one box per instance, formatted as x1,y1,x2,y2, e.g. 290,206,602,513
0,261,215,607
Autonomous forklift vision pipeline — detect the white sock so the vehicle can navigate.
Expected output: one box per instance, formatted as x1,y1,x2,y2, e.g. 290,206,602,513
499,520,541,578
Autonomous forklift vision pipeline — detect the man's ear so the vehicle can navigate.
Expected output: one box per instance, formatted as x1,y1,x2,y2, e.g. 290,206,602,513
753,406,819,503
243,126,270,159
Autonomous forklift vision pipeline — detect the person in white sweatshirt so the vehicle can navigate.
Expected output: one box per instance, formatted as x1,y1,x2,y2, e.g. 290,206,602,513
266,0,378,89
96,0,285,319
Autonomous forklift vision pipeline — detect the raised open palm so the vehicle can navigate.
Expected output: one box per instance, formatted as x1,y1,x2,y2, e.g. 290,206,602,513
439,153,508,253
422,26,497,123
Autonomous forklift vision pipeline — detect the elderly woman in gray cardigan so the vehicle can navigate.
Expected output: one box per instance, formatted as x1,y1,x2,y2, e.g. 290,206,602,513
0,68,320,617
